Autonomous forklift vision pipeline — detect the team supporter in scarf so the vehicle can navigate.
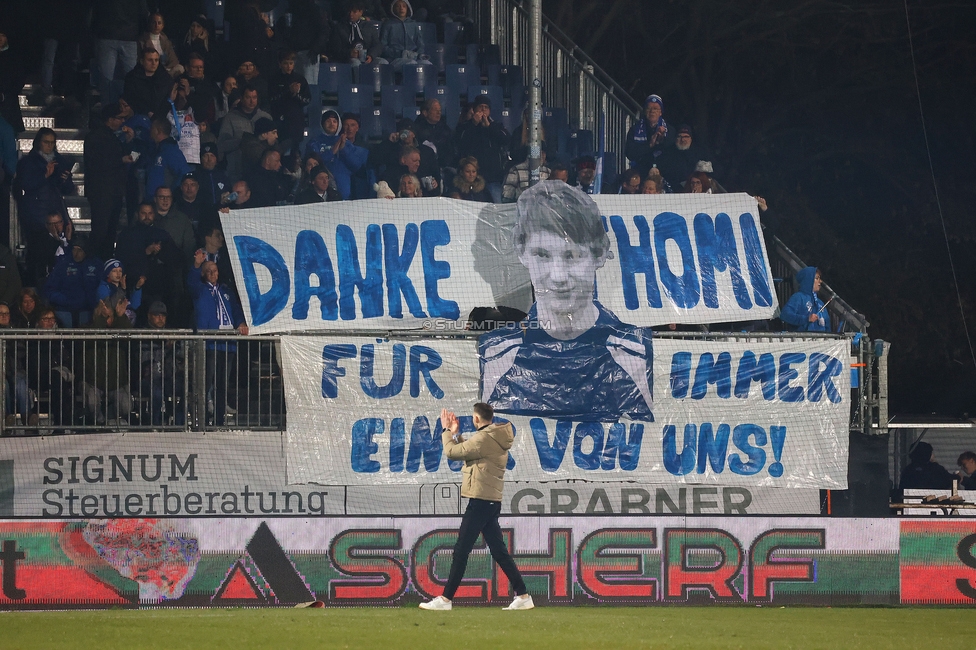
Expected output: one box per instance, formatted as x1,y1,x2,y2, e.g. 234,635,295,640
625,94,671,177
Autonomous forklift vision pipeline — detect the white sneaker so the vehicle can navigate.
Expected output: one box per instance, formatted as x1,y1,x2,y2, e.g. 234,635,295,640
419,596,452,611
502,595,534,610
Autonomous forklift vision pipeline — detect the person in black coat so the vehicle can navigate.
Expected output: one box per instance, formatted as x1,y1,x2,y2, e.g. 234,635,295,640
123,48,175,117
85,103,135,261
115,202,185,324
295,166,341,204
244,149,291,207
899,441,957,491
268,51,311,151
0,30,26,134
455,96,508,203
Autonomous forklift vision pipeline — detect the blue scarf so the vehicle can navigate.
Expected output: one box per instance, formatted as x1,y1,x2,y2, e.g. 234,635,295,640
632,116,668,144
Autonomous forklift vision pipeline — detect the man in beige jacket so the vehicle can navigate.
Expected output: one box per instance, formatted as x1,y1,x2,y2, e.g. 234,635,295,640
419,403,534,611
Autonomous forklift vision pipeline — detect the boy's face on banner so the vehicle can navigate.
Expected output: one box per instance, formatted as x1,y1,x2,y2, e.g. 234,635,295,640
518,230,607,318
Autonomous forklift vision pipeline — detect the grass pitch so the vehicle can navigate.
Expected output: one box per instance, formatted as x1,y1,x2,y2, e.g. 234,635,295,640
1,607,971,649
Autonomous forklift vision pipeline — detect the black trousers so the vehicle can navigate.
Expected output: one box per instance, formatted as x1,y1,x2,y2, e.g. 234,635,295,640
443,497,527,600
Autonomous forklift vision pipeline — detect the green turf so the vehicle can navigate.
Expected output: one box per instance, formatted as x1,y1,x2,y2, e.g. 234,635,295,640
1,607,973,649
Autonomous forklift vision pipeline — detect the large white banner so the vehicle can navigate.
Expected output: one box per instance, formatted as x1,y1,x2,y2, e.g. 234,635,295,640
281,335,850,489
222,193,776,333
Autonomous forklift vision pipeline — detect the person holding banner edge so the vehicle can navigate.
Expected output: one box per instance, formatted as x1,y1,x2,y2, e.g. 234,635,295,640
418,403,534,612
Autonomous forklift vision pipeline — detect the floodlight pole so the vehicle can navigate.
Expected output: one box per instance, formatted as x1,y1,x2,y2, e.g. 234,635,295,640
528,0,543,185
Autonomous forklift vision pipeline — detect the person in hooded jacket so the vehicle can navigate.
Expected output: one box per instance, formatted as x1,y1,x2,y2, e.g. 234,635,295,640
44,236,103,328
304,110,369,200
780,266,831,333
418,403,534,612
899,441,956,491
380,0,425,70
625,94,672,177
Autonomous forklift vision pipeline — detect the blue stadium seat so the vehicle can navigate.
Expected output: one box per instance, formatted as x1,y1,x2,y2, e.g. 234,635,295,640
479,44,501,68
318,63,353,95
465,43,479,67
487,65,524,93
430,44,459,74
402,105,421,121
568,129,594,159
426,86,460,129
499,108,521,135
416,22,438,54
542,107,571,154
401,63,437,95
445,64,479,93
338,84,374,112
358,63,393,95
509,85,526,111
442,21,466,46
205,0,224,25
381,85,408,113
360,107,394,140
467,85,503,112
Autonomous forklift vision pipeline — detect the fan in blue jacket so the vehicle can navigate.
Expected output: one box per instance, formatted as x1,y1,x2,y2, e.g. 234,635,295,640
780,266,831,332
188,250,248,335
43,236,103,327
304,110,369,200
146,118,193,198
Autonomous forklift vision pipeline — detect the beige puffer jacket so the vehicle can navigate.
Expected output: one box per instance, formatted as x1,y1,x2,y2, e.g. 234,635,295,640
443,422,514,502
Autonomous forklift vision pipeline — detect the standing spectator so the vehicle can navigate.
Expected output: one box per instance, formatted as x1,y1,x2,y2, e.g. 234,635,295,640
900,442,956,491
245,149,290,207
655,125,714,189
295,166,341,204
146,118,192,200
305,110,370,200
197,226,240,303
240,117,280,174
153,186,196,262
196,143,232,208
44,236,102,328
123,48,173,118
0,28,26,134
235,59,270,111
29,212,73,286
182,53,218,126
450,157,491,202
502,144,550,203
92,0,149,104
83,298,133,426
0,243,22,307
455,96,508,203
0,301,31,427
780,267,831,333
381,0,425,71
27,308,75,432
138,12,184,78
96,258,143,319
85,102,134,261
15,129,76,285
625,94,671,177
0,115,15,244
339,113,374,200
413,98,455,176
114,203,183,322
12,288,44,329
232,1,275,74
329,2,386,68
138,300,185,426
179,15,224,82
282,0,328,84
268,51,311,152
218,86,273,183
188,251,248,426
174,172,208,231
215,75,239,124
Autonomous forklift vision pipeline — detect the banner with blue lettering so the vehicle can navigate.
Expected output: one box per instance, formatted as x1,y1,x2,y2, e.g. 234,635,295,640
281,335,849,489
222,193,775,333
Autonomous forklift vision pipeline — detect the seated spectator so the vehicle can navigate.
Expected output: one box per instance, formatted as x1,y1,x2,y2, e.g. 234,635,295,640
414,98,455,177
268,51,311,151
330,1,387,68
236,59,270,111
641,177,663,194
30,212,73,287
175,171,209,231
232,2,275,75
188,251,248,425
958,452,976,490
217,85,273,183
246,149,291,207
398,174,423,198
11,288,44,329
900,441,956,491
548,162,569,184
215,75,239,124
0,302,31,427
451,157,491,202
683,161,726,194
625,94,671,177
455,96,508,203
179,15,223,83
382,142,438,197
502,144,551,203
656,124,713,188
123,48,173,118
196,142,232,208
96,259,143,320
153,186,197,262
26,308,74,432
114,203,183,322
617,169,642,194
241,117,280,175
83,298,133,426
572,155,599,194
138,300,185,426
780,267,830,333
305,110,370,200
146,118,193,200
15,128,75,285
380,0,426,71
138,12,183,78
296,166,341,204
44,235,102,328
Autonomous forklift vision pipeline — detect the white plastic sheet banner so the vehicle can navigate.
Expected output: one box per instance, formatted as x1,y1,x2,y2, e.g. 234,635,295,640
281,335,849,489
222,191,776,333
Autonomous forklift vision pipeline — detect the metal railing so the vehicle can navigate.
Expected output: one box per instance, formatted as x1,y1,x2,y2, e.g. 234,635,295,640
470,0,642,175
1,331,284,435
